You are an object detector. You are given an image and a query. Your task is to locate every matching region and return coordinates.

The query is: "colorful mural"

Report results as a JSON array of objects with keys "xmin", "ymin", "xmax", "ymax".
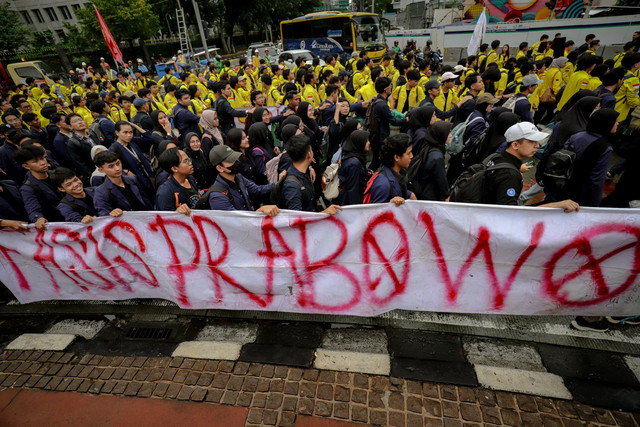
[{"xmin": 464, "ymin": 0, "xmax": 587, "ymax": 23}]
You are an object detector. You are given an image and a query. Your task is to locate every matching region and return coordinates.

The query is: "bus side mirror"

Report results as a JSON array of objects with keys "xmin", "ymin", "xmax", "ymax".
[{"xmin": 381, "ymin": 18, "xmax": 391, "ymax": 32}]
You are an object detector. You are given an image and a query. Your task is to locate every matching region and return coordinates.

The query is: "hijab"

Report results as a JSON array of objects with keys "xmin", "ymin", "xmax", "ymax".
[
  {"xmin": 550, "ymin": 57, "xmax": 568, "ymax": 69},
  {"xmin": 150, "ymin": 110, "xmax": 167, "ymax": 134},
  {"xmin": 487, "ymin": 107, "xmax": 510, "ymax": 125},
  {"xmin": 339, "ymin": 118, "xmax": 360, "ymax": 142},
  {"xmin": 281, "ymin": 114, "xmax": 301, "ymax": 129},
  {"xmin": 200, "ymin": 109, "xmax": 224, "ymax": 145},
  {"xmin": 586, "ymin": 108, "xmax": 619, "ymax": 136},
  {"xmin": 484, "ymin": 112, "xmax": 520, "ymax": 155},
  {"xmin": 90, "ymin": 145, "xmax": 107, "ymax": 161},
  {"xmin": 423, "ymin": 121, "xmax": 453, "ymax": 154},
  {"xmin": 296, "ymin": 101, "xmax": 319, "ymax": 132},
  {"xmin": 158, "ymin": 139, "xmax": 176, "ymax": 156},
  {"xmin": 252, "ymin": 107, "xmax": 267, "ymax": 124},
  {"xmin": 183, "ymin": 132, "xmax": 202, "ymax": 156},
  {"xmin": 281, "ymin": 124, "xmax": 299, "ymax": 145},
  {"xmin": 556, "ymin": 89, "xmax": 597, "ymax": 122},
  {"xmin": 248, "ymin": 122, "xmax": 275, "ymax": 157},
  {"xmin": 557, "ymin": 96, "xmax": 601, "ymax": 145},
  {"xmin": 408, "ymin": 105, "xmax": 436, "ymax": 131},
  {"xmin": 341, "ymin": 130, "xmax": 370, "ymax": 165}
]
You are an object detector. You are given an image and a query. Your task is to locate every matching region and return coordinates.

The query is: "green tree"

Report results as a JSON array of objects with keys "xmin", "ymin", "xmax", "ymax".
[
  {"xmin": 0, "ymin": 3, "xmax": 30, "ymax": 53},
  {"xmin": 75, "ymin": 0, "xmax": 160, "ymax": 61}
]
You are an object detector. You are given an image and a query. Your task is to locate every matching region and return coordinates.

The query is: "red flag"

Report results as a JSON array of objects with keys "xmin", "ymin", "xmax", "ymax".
[{"xmin": 94, "ymin": 6, "xmax": 123, "ymax": 65}]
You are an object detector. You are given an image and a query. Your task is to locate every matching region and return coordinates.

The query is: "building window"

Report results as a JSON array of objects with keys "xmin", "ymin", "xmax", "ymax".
[
  {"xmin": 32, "ymin": 9, "xmax": 44, "ymax": 23},
  {"xmin": 58, "ymin": 6, "xmax": 71, "ymax": 20},
  {"xmin": 56, "ymin": 29, "xmax": 66, "ymax": 41},
  {"xmin": 21, "ymin": 11, "xmax": 33, "ymax": 25},
  {"xmin": 44, "ymin": 7, "xmax": 58, "ymax": 21},
  {"xmin": 71, "ymin": 4, "xmax": 81, "ymax": 10}
]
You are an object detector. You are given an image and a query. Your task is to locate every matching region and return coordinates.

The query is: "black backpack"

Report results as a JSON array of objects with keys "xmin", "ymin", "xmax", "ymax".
[
  {"xmin": 449, "ymin": 153, "xmax": 519, "ymax": 203},
  {"xmin": 406, "ymin": 146, "xmax": 437, "ymax": 196},
  {"xmin": 345, "ymin": 74, "xmax": 356, "ymax": 96},
  {"xmin": 540, "ymin": 149, "xmax": 575, "ymax": 193},
  {"xmin": 363, "ymin": 99, "xmax": 384, "ymax": 132},
  {"xmin": 460, "ymin": 128, "xmax": 489, "ymax": 168},
  {"xmin": 270, "ymin": 174, "xmax": 305, "ymax": 209},
  {"xmin": 194, "ymin": 184, "xmax": 233, "ymax": 210}
]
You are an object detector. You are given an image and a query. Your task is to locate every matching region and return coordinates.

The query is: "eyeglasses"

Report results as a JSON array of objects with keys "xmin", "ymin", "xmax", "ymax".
[{"xmin": 182, "ymin": 158, "xmax": 193, "ymax": 165}]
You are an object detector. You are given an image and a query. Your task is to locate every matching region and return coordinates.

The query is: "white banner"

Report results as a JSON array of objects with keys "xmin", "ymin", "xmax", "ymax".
[
  {"xmin": 467, "ymin": 8, "xmax": 488, "ymax": 57},
  {"xmin": 1, "ymin": 202, "xmax": 639, "ymax": 316}
]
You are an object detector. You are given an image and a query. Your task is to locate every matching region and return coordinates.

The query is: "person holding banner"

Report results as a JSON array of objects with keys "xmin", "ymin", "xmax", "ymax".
[
  {"xmin": 367, "ymin": 133, "xmax": 417, "ymax": 206},
  {"xmin": 155, "ymin": 148, "xmax": 198, "ymax": 214}
]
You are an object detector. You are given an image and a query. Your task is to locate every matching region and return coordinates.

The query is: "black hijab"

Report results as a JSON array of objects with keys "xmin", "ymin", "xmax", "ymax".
[
  {"xmin": 150, "ymin": 110, "xmax": 167, "ymax": 134},
  {"xmin": 281, "ymin": 124, "xmax": 299, "ymax": 145},
  {"xmin": 556, "ymin": 89, "xmax": 597, "ymax": 122},
  {"xmin": 296, "ymin": 101, "xmax": 319, "ymax": 133},
  {"xmin": 281, "ymin": 114, "xmax": 301, "ymax": 129},
  {"xmin": 342, "ymin": 130, "xmax": 369, "ymax": 165},
  {"xmin": 586, "ymin": 108, "xmax": 619, "ymax": 136},
  {"xmin": 484, "ymin": 112, "xmax": 520, "ymax": 155},
  {"xmin": 487, "ymin": 107, "xmax": 510, "ymax": 125},
  {"xmin": 248, "ymin": 122, "xmax": 275, "ymax": 157},
  {"xmin": 423, "ymin": 121, "xmax": 453, "ymax": 154},
  {"xmin": 340, "ymin": 118, "xmax": 360, "ymax": 142},
  {"xmin": 557, "ymin": 96, "xmax": 600, "ymax": 145},
  {"xmin": 183, "ymin": 132, "xmax": 202, "ymax": 157},
  {"xmin": 252, "ymin": 107, "xmax": 267, "ymax": 124},
  {"xmin": 408, "ymin": 105, "xmax": 436, "ymax": 131}
]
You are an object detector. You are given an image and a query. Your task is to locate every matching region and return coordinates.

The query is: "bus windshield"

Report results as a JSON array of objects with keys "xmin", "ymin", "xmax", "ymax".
[
  {"xmin": 353, "ymin": 15, "xmax": 385, "ymax": 48},
  {"xmin": 35, "ymin": 61, "xmax": 57, "ymax": 77}
]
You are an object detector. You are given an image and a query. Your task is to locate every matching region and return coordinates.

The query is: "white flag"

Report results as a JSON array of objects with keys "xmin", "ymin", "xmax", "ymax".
[{"xmin": 467, "ymin": 8, "xmax": 488, "ymax": 57}]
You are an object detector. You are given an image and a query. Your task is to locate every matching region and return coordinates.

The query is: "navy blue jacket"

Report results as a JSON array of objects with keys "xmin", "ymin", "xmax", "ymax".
[
  {"xmin": 155, "ymin": 175, "xmax": 200, "ymax": 210},
  {"xmin": 67, "ymin": 132, "xmax": 95, "ymax": 181},
  {"xmin": 57, "ymin": 188, "xmax": 98, "ymax": 222},
  {"xmin": 110, "ymin": 135, "xmax": 155, "ymax": 197},
  {"xmin": 419, "ymin": 149, "xmax": 450, "ymax": 201},
  {"xmin": 172, "ymin": 104, "xmax": 202, "ymax": 138},
  {"xmin": 462, "ymin": 111, "xmax": 488, "ymax": 145},
  {"xmin": 512, "ymin": 93, "xmax": 533, "ymax": 123},
  {"xmin": 0, "ymin": 142, "xmax": 25, "ymax": 183},
  {"xmin": 564, "ymin": 131, "xmax": 612, "ymax": 207},
  {"xmin": 338, "ymin": 157, "xmax": 366, "ymax": 206},
  {"xmin": 0, "ymin": 180, "xmax": 27, "ymax": 222},
  {"xmin": 28, "ymin": 127, "xmax": 49, "ymax": 147},
  {"xmin": 208, "ymin": 174, "xmax": 273, "ymax": 211},
  {"xmin": 20, "ymin": 172, "xmax": 63, "ymax": 222},
  {"xmin": 369, "ymin": 166, "xmax": 412, "ymax": 203},
  {"xmin": 52, "ymin": 132, "xmax": 76, "ymax": 170},
  {"xmin": 93, "ymin": 175, "xmax": 152, "ymax": 216},
  {"xmin": 320, "ymin": 101, "xmax": 364, "ymax": 126},
  {"xmin": 214, "ymin": 96, "xmax": 247, "ymax": 134},
  {"xmin": 419, "ymin": 96, "xmax": 459, "ymax": 120},
  {"xmin": 594, "ymin": 86, "xmax": 616, "ymax": 110},
  {"xmin": 282, "ymin": 166, "xmax": 316, "ymax": 212},
  {"xmin": 452, "ymin": 94, "xmax": 476, "ymax": 126},
  {"xmin": 370, "ymin": 95, "xmax": 406, "ymax": 145}
]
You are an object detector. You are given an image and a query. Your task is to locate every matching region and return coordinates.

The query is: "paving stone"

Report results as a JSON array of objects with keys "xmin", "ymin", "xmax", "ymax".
[
  {"xmin": 298, "ymin": 398, "xmax": 314, "ymax": 415},
  {"xmin": 463, "ymin": 338, "xmax": 547, "ymax": 372},
  {"xmin": 389, "ymin": 411, "xmax": 405, "ymax": 427},
  {"xmin": 152, "ymin": 382, "xmax": 168, "ymax": 397},
  {"xmin": 392, "ymin": 357, "xmax": 478, "ymax": 386},
  {"xmin": 481, "ymin": 405, "xmax": 502, "ymax": 424},
  {"xmin": 171, "ymin": 341, "xmax": 242, "ymax": 361},
  {"xmin": 44, "ymin": 376, "xmax": 61, "ymax": 390},
  {"xmin": 46, "ymin": 319, "xmax": 106, "ymax": 340},
  {"xmin": 319, "ymin": 328, "xmax": 388, "ymax": 352},
  {"xmin": 6, "ymin": 334, "xmax": 75, "ymax": 351},
  {"xmin": 239, "ymin": 344, "xmax": 315, "ymax": 368},
  {"xmin": 88, "ymin": 381, "xmax": 104, "ymax": 394},
  {"xmin": 474, "ymin": 365, "xmax": 571, "ymax": 399},
  {"xmin": 564, "ymin": 378, "xmax": 640, "ymax": 412},
  {"xmin": 205, "ymin": 389, "xmax": 223, "ymax": 403},
  {"xmin": 138, "ymin": 383, "xmax": 155, "ymax": 397},
  {"xmin": 283, "ymin": 396, "xmax": 297, "ymax": 411},
  {"xmin": 221, "ymin": 390, "xmax": 238, "ymax": 405},
  {"xmin": 387, "ymin": 329, "xmax": 466, "ymax": 362},
  {"xmin": 351, "ymin": 405, "xmax": 368, "ymax": 422},
  {"xmin": 123, "ymin": 382, "xmax": 142, "ymax": 396},
  {"xmin": 165, "ymin": 383, "xmax": 182, "ymax": 399},
  {"xmin": 369, "ymin": 409, "xmax": 387, "ymax": 425},
  {"xmin": 314, "ymin": 400, "xmax": 332, "ymax": 417},
  {"xmin": 423, "ymin": 398, "xmax": 443, "ymax": 417},
  {"xmin": 237, "ymin": 392, "xmax": 252, "ymax": 407},
  {"xmin": 177, "ymin": 385, "xmax": 195, "ymax": 401},
  {"xmin": 537, "ymin": 344, "xmax": 638, "ymax": 386},
  {"xmin": 269, "ymin": 379, "xmax": 284, "ymax": 393},
  {"xmin": 501, "ymin": 409, "xmax": 522, "ymax": 426}
]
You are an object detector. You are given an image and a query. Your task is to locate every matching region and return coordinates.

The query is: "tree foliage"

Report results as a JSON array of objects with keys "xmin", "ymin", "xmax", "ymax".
[
  {"xmin": 0, "ymin": 3, "xmax": 30, "ymax": 53},
  {"xmin": 74, "ymin": 0, "xmax": 160, "ymax": 47}
]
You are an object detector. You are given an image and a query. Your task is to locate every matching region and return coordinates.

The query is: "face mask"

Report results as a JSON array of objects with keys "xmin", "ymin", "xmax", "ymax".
[{"xmin": 227, "ymin": 161, "xmax": 244, "ymax": 175}]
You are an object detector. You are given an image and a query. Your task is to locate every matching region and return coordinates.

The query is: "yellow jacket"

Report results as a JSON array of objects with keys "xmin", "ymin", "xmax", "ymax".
[
  {"xmin": 303, "ymin": 84, "xmax": 321, "ymax": 108},
  {"xmin": 164, "ymin": 93, "xmax": 178, "ymax": 110},
  {"xmin": 340, "ymin": 86, "xmax": 358, "ymax": 104},
  {"xmin": 486, "ymin": 50, "xmax": 498, "ymax": 66},
  {"xmin": 562, "ymin": 62, "xmax": 574, "ymax": 84},
  {"xmin": 392, "ymin": 84, "xmax": 425, "ymax": 113},
  {"xmin": 434, "ymin": 89, "xmax": 459, "ymax": 119},
  {"xmin": 615, "ymin": 71, "xmax": 640, "ymax": 122},
  {"xmin": 266, "ymin": 87, "xmax": 283, "ymax": 106},
  {"xmin": 588, "ymin": 77, "xmax": 602, "ymax": 91},
  {"xmin": 557, "ymin": 70, "xmax": 590, "ymax": 111},
  {"xmin": 74, "ymin": 106, "xmax": 93, "ymax": 127},
  {"xmin": 357, "ymin": 82, "xmax": 378, "ymax": 102},
  {"xmin": 115, "ymin": 107, "xmax": 137, "ymax": 122},
  {"xmin": 353, "ymin": 71, "xmax": 369, "ymax": 92}
]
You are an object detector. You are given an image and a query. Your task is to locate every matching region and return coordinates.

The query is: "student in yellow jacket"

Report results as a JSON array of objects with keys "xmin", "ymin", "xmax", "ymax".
[
  {"xmin": 614, "ymin": 42, "xmax": 635, "ymax": 68},
  {"xmin": 516, "ymin": 42, "xmax": 528, "ymax": 60},
  {"xmin": 557, "ymin": 54, "xmax": 599, "ymax": 111},
  {"xmin": 302, "ymin": 72, "xmax": 321, "ymax": 108},
  {"xmin": 390, "ymin": 69, "xmax": 425, "ymax": 113},
  {"xmin": 262, "ymin": 75, "xmax": 283, "ymax": 106},
  {"xmin": 615, "ymin": 53, "xmax": 640, "ymax": 122},
  {"xmin": 486, "ymin": 40, "xmax": 500, "ymax": 67},
  {"xmin": 433, "ymin": 72, "xmax": 460, "ymax": 119},
  {"xmin": 352, "ymin": 60, "xmax": 369, "ymax": 93}
]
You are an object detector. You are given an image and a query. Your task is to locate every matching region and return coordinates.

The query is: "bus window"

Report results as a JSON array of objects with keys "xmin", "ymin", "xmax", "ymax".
[
  {"xmin": 14, "ymin": 66, "xmax": 44, "ymax": 81},
  {"xmin": 354, "ymin": 16, "xmax": 385, "ymax": 48}
]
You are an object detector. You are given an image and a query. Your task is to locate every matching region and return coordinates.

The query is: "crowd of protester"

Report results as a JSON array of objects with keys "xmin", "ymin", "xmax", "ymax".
[{"xmin": 1, "ymin": 33, "xmax": 640, "ymax": 330}]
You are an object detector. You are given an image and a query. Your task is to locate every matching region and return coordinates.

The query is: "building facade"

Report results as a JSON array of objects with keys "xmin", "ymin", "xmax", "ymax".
[{"xmin": 4, "ymin": 0, "xmax": 89, "ymax": 42}]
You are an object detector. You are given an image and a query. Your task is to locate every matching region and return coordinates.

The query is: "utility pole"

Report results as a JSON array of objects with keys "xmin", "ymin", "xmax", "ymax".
[
  {"xmin": 191, "ymin": 0, "xmax": 210, "ymax": 60},
  {"xmin": 371, "ymin": 0, "xmax": 375, "ymax": 12}
]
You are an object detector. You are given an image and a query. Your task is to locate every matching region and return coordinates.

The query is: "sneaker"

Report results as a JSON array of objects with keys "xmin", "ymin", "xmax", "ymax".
[
  {"xmin": 570, "ymin": 316, "xmax": 609, "ymax": 332},
  {"xmin": 606, "ymin": 316, "xmax": 640, "ymax": 325}
]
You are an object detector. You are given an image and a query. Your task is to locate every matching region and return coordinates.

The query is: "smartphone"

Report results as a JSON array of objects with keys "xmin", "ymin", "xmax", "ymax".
[{"xmin": 526, "ymin": 160, "xmax": 535, "ymax": 167}]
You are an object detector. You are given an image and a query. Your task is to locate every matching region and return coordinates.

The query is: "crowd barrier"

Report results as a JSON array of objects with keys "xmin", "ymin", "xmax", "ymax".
[{"xmin": 1, "ymin": 202, "xmax": 639, "ymax": 316}]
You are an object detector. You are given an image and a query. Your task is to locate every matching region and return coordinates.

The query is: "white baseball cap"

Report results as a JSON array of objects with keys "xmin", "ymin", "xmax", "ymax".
[
  {"xmin": 505, "ymin": 122, "xmax": 549, "ymax": 143},
  {"xmin": 440, "ymin": 72, "xmax": 458, "ymax": 82},
  {"xmin": 453, "ymin": 65, "xmax": 467, "ymax": 73}
]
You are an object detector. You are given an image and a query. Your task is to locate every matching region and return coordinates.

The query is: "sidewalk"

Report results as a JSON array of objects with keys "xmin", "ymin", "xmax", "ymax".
[{"xmin": 0, "ymin": 348, "xmax": 638, "ymax": 426}]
